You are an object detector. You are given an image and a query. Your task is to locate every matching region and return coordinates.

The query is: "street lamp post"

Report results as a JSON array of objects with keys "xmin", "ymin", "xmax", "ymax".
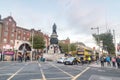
[
  {"xmin": 31, "ymin": 29, "xmax": 34, "ymax": 61},
  {"xmin": 2, "ymin": 46, "xmax": 5, "ymax": 61},
  {"xmin": 91, "ymin": 27, "xmax": 101, "ymax": 59}
]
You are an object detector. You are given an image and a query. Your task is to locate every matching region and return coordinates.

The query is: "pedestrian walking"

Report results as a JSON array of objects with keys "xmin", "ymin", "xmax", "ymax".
[
  {"xmin": 73, "ymin": 58, "xmax": 78, "ymax": 65},
  {"xmin": 88, "ymin": 56, "xmax": 91, "ymax": 64},
  {"xmin": 112, "ymin": 56, "xmax": 116, "ymax": 67},
  {"xmin": 106, "ymin": 55, "xmax": 111, "ymax": 66},
  {"xmin": 18, "ymin": 53, "xmax": 22, "ymax": 62},
  {"xmin": 116, "ymin": 56, "xmax": 120, "ymax": 69},
  {"xmin": 96, "ymin": 56, "xmax": 99, "ymax": 64},
  {"xmin": 80, "ymin": 57, "xmax": 84, "ymax": 65},
  {"xmin": 100, "ymin": 55, "xmax": 105, "ymax": 67}
]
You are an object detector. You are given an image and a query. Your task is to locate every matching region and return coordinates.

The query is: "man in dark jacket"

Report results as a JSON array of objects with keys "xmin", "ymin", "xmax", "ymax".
[
  {"xmin": 116, "ymin": 56, "xmax": 120, "ymax": 69},
  {"xmin": 100, "ymin": 56, "xmax": 105, "ymax": 67}
]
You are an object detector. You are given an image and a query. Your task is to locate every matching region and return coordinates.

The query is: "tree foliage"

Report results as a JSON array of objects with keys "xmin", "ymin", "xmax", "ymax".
[
  {"xmin": 58, "ymin": 42, "xmax": 77, "ymax": 53},
  {"xmin": 92, "ymin": 32, "xmax": 115, "ymax": 54},
  {"xmin": 58, "ymin": 42, "xmax": 68, "ymax": 53},
  {"xmin": 29, "ymin": 34, "xmax": 45, "ymax": 50},
  {"xmin": 70, "ymin": 43, "xmax": 76, "ymax": 51}
]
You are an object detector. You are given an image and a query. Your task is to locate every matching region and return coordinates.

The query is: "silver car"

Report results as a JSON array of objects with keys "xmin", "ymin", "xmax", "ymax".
[{"xmin": 57, "ymin": 57, "xmax": 67, "ymax": 63}]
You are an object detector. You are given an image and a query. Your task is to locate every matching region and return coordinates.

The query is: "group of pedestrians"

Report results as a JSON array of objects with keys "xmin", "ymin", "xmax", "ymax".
[
  {"xmin": 18, "ymin": 52, "xmax": 30, "ymax": 62},
  {"xmin": 100, "ymin": 55, "xmax": 120, "ymax": 69}
]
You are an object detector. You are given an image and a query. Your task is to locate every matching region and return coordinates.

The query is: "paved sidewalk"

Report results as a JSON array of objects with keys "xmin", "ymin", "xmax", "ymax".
[
  {"xmin": 89, "ymin": 75, "xmax": 120, "ymax": 80},
  {"xmin": 89, "ymin": 61, "xmax": 118, "ymax": 69},
  {"xmin": 89, "ymin": 62, "xmax": 101, "ymax": 68}
]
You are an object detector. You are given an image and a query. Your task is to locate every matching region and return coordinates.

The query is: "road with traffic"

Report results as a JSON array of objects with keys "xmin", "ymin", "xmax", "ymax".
[{"xmin": 0, "ymin": 61, "xmax": 120, "ymax": 80}]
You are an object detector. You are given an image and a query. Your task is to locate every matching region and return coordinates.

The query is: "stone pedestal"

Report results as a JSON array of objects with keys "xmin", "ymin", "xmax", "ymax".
[
  {"xmin": 44, "ymin": 53, "xmax": 64, "ymax": 61},
  {"xmin": 48, "ymin": 44, "xmax": 61, "ymax": 54}
]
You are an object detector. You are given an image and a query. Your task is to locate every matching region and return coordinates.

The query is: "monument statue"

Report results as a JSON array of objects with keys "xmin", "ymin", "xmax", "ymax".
[
  {"xmin": 53, "ymin": 23, "xmax": 57, "ymax": 34},
  {"xmin": 50, "ymin": 23, "xmax": 58, "ymax": 44},
  {"xmin": 47, "ymin": 23, "xmax": 61, "ymax": 54}
]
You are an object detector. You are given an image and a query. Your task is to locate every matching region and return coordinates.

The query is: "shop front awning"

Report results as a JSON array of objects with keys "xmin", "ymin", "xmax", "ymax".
[{"xmin": 3, "ymin": 51, "xmax": 14, "ymax": 55}]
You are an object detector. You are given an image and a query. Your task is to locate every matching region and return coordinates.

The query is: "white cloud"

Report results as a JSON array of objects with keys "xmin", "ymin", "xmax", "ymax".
[{"xmin": 1, "ymin": 0, "xmax": 120, "ymax": 48}]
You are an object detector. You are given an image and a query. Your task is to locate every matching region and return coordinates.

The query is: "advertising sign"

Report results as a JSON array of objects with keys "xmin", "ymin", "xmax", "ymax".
[{"xmin": 3, "ymin": 51, "xmax": 14, "ymax": 55}]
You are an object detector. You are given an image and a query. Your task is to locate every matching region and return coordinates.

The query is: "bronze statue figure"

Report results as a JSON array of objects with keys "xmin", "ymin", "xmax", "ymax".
[{"xmin": 53, "ymin": 23, "xmax": 57, "ymax": 34}]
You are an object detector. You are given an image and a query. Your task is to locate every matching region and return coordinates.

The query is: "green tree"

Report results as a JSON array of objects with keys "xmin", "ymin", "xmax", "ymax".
[
  {"xmin": 58, "ymin": 42, "xmax": 68, "ymax": 53},
  {"xmin": 92, "ymin": 32, "xmax": 115, "ymax": 54},
  {"xmin": 69, "ymin": 43, "xmax": 76, "ymax": 52},
  {"xmin": 29, "ymin": 34, "xmax": 45, "ymax": 50},
  {"xmin": 58, "ymin": 43, "xmax": 77, "ymax": 53}
]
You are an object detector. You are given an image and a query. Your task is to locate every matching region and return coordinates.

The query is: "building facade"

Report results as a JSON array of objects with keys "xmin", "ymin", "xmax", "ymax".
[
  {"xmin": 0, "ymin": 15, "xmax": 49, "ymax": 61},
  {"xmin": 59, "ymin": 37, "xmax": 70, "ymax": 44}
]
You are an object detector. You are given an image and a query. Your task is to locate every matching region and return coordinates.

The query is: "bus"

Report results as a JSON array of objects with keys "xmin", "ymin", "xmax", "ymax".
[{"xmin": 76, "ymin": 47, "xmax": 94, "ymax": 61}]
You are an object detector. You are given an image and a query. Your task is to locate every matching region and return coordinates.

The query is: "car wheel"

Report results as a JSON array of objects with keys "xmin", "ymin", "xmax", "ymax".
[{"xmin": 64, "ymin": 62, "xmax": 66, "ymax": 65}]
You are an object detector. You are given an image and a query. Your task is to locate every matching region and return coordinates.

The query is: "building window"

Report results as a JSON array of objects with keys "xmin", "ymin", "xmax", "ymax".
[
  {"xmin": 4, "ymin": 32, "xmax": 8, "ymax": 37},
  {"xmin": 11, "ymin": 33, "xmax": 14, "ymax": 37},
  {"xmin": 9, "ymin": 18, "xmax": 12, "ymax": 22},
  {"xmin": 27, "ymin": 32, "xmax": 29, "ymax": 36},
  {"xmin": 12, "ymin": 28, "xmax": 15, "ymax": 32},
  {"xmin": 12, "ymin": 24, "xmax": 15, "ymax": 27},
  {"xmin": 6, "ymin": 22, "xmax": 8, "ymax": 25},
  {"xmin": 10, "ymin": 40, "xmax": 14, "ymax": 44},
  {"xmin": 24, "ymin": 32, "xmax": 26, "ymax": 35},
  {"xmin": 3, "ymin": 38, "xmax": 7, "ymax": 43},
  {"xmin": 23, "ymin": 37, "xmax": 26, "ymax": 40},
  {"xmin": 18, "ymin": 30, "xmax": 21, "ymax": 33},
  {"xmin": 27, "ymin": 38, "xmax": 29, "ymax": 41},
  {"xmin": 18, "ymin": 36, "xmax": 21, "ymax": 40},
  {"xmin": 5, "ymin": 26, "xmax": 8, "ymax": 31}
]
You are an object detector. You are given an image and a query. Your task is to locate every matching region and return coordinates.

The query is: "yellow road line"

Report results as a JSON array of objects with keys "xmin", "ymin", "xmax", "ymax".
[
  {"xmin": 38, "ymin": 62, "xmax": 46, "ymax": 80},
  {"xmin": 72, "ymin": 67, "xmax": 90, "ymax": 80},
  {"xmin": 49, "ymin": 63, "xmax": 74, "ymax": 78}
]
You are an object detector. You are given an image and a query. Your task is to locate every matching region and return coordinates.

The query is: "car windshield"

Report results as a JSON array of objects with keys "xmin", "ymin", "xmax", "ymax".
[{"xmin": 66, "ymin": 57, "xmax": 75, "ymax": 61}]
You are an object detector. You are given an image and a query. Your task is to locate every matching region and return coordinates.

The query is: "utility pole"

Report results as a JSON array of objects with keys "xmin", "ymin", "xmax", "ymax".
[
  {"xmin": 91, "ymin": 27, "xmax": 100, "ymax": 59},
  {"xmin": 31, "ymin": 29, "xmax": 34, "ymax": 61}
]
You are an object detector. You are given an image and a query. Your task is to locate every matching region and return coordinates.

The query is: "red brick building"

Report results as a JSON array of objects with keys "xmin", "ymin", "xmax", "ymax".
[
  {"xmin": 59, "ymin": 37, "xmax": 70, "ymax": 44},
  {"xmin": 0, "ymin": 15, "xmax": 49, "ymax": 60}
]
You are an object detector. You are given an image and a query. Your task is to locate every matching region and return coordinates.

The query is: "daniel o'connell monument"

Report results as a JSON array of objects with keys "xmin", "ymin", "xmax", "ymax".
[{"xmin": 48, "ymin": 23, "xmax": 61, "ymax": 54}]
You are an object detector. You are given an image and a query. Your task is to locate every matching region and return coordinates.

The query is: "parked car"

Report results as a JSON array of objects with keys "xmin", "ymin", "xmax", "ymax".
[
  {"xmin": 57, "ymin": 57, "xmax": 67, "ymax": 63},
  {"xmin": 64, "ymin": 57, "xmax": 76, "ymax": 65}
]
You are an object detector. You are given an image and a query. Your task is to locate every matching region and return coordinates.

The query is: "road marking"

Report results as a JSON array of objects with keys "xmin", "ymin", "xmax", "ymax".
[
  {"xmin": 7, "ymin": 67, "xmax": 24, "ymax": 80},
  {"xmin": 66, "ymin": 65, "xmax": 84, "ymax": 71},
  {"xmin": 0, "ymin": 63, "xmax": 16, "ymax": 69},
  {"xmin": 38, "ymin": 62, "xmax": 46, "ymax": 80},
  {"xmin": 43, "ymin": 77, "xmax": 71, "ymax": 80},
  {"xmin": 30, "ymin": 79, "xmax": 42, "ymax": 80},
  {"xmin": 72, "ymin": 67, "xmax": 90, "ymax": 80},
  {"xmin": 49, "ymin": 63, "xmax": 74, "ymax": 78},
  {"xmin": 7, "ymin": 62, "xmax": 29, "ymax": 80}
]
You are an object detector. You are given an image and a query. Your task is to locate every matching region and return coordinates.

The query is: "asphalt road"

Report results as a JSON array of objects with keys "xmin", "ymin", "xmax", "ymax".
[{"xmin": 0, "ymin": 61, "xmax": 120, "ymax": 80}]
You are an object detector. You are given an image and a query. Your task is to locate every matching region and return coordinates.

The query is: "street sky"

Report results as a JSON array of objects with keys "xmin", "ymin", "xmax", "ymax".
[{"xmin": 0, "ymin": 0, "xmax": 120, "ymax": 48}]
